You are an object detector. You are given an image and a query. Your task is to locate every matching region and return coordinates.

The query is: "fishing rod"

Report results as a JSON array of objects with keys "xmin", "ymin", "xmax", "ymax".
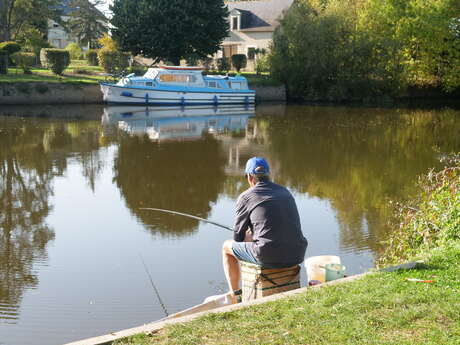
[
  {"xmin": 139, "ymin": 207, "xmax": 234, "ymax": 232},
  {"xmin": 139, "ymin": 253, "xmax": 169, "ymax": 317}
]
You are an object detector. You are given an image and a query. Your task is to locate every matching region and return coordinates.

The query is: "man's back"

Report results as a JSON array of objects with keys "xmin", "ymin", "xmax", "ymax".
[{"xmin": 234, "ymin": 181, "xmax": 308, "ymax": 267}]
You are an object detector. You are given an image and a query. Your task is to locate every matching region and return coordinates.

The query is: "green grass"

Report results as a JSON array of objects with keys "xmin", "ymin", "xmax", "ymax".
[
  {"xmin": 114, "ymin": 243, "xmax": 460, "ymax": 345},
  {"xmin": 0, "ymin": 61, "xmax": 281, "ymax": 87},
  {"xmin": 0, "ymin": 60, "xmax": 107, "ymax": 84}
]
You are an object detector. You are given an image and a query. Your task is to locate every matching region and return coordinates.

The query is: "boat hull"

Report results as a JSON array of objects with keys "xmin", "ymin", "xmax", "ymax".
[{"xmin": 100, "ymin": 83, "xmax": 256, "ymax": 105}]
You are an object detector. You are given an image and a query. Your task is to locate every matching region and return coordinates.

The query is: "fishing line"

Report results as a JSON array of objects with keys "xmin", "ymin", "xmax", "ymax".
[
  {"xmin": 139, "ymin": 253, "xmax": 169, "ymax": 317},
  {"xmin": 139, "ymin": 207, "xmax": 234, "ymax": 232}
]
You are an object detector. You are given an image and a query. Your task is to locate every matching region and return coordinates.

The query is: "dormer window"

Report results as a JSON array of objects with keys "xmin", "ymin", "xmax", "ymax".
[
  {"xmin": 232, "ymin": 17, "xmax": 238, "ymax": 30},
  {"xmin": 229, "ymin": 9, "xmax": 241, "ymax": 31}
]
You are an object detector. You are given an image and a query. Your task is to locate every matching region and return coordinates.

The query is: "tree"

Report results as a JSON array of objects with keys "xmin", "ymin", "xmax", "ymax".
[
  {"xmin": 67, "ymin": 0, "xmax": 108, "ymax": 49},
  {"xmin": 110, "ymin": 0, "xmax": 229, "ymax": 65},
  {"xmin": 0, "ymin": 0, "xmax": 60, "ymax": 41},
  {"xmin": 359, "ymin": 0, "xmax": 460, "ymax": 91}
]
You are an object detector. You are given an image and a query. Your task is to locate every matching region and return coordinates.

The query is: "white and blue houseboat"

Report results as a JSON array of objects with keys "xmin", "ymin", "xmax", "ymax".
[{"xmin": 100, "ymin": 66, "xmax": 256, "ymax": 106}]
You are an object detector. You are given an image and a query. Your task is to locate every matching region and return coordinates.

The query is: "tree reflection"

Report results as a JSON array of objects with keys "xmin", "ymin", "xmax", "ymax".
[
  {"xmin": 0, "ymin": 116, "xmax": 105, "ymax": 322},
  {"xmin": 254, "ymin": 106, "xmax": 460, "ymax": 255},
  {"xmin": 114, "ymin": 134, "xmax": 227, "ymax": 237},
  {"xmin": 0, "ymin": 117, "xmax": 55, "ymax": 321}
]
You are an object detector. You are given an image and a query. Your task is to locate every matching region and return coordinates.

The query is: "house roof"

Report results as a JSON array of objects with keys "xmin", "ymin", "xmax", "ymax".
[{"xmin": 227, "ymin": 0, "xmax": 294, "ymax": 32}]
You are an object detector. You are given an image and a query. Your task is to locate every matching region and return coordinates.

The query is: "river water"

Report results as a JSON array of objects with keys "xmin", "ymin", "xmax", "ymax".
[{"xmin": 0, "ymin": 103, "xmax": 459, "ymax": 345}]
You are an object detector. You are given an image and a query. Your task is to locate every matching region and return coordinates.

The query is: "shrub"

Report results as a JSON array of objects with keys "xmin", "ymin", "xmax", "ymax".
[
  {"xmin": 231, "ymin": 54, "xmax": 247, "ymax": 73},
  {"xmin": 0, "ymin": 49, "xmax": 8, "ymax": 74},
  {"xmin": 217, "ymin": 57, "xmax": 230, "ymax": 73},
  {"xmin": 65, "ymin": 43, "xmax": 83, "ymax": 60},
  {"xmin": 86, "ymin": 49, "xmax": 99, "ymax": 66},
  {"xmin": 127, "ymin": 65, "xmax": 147, "ymax": 75},
  {"xmin": 40, "ymin": 48, "xmax": 70, "ymax": 75},
  {"xmin": 11, "ymin": 52, "xmax": 36, "ymax": 74},
  {"xmin": 379, "ymin": 155, "xmax": 460, "ymax": 266},
  {"xmin": 0, "ymin": 41, "xmax": 21, "ymax": 55},
  {"xmin": 97, "ymin": 50, "xmax": 130, "ymax": 74},
  {"xmin": 255, "ymin": 54, "xmax": 269, "ymax": 75},
  {"xmin": 200, "ymin": 57, "xmax": 214, "ymax": 72}
]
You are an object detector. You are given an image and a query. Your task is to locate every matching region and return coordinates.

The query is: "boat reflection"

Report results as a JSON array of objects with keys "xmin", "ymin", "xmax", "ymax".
[{"xmin": 102, "ymin": 105, "xmax": 255, "ymax": 141}]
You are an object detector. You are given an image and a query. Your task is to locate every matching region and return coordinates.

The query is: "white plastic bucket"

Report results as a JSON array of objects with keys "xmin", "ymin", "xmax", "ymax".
[{"xmin": 304, "ymin": 255, "xmax": 341, "ymax": 283}]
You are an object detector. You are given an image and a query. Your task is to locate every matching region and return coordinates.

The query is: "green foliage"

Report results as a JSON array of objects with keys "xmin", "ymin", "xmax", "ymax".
[
  {"xmin": 0, "ymin": 0, "xmax": 61, "ymax": 42},
  {"xmin": 11, "ymin": 52, "xmax": 36, "ymax": 73},
  {"xmin": 15, "ymin": 27, "xmax": 50, "ymax": 61},
  {"xmin": 40, "ymin": 48, "xmax": 70, "ymax": 75},
  {"xmin": 255, "ymin": 54, "xmax": 269, "ymax": 75},
  {"xmin": 86, "ymin": 49, "xmax": 99, "ymax": 66},
  {"xmin": 0, "ymin": 41, "xmax": 21, "ymax": 55},
  {"xmin": 217, "ymin": 57, "xmax": 230, "ymax": 73},
  {"xmin": 127, "ymin": 65, "xmax": 147, "ymax": 75},
  {"xmin": 65, "ymin": 43, "xmax": 83, "ymax": 60},
  {"xmin": 0, "ymin": 49, "xmax": 8, "ymax": 74},
  {"xmin": 200, "ymin": 57, "xmax": 214, "ymax": 72},
  {"xmin": 270, "ymin": 0, "xmax": 460, "ymax": 100},
  {"xmin": 110, "ymin": 0, "xmax": 229, "ymax": 65},
  {"xmin": 67, "ymin": 0, "xmax": 108, "ymax": 49},
  {"xmin": 270, "ymin": 0, "xmax": 395, "ymax": 101},
  {"xmin": 380, "ymin": 155, "xmax": 460, "ymax": 266},
  {"xmin": 231, "ymin": 54, "xmax": 247, "ymax": 72},
  {"xmin": 97, "ymin": 50, "xmax": 130, "ymax": 75},
  {"xmin": 359, "ymin": 0, "xmax": 460, "ymax": 92}
]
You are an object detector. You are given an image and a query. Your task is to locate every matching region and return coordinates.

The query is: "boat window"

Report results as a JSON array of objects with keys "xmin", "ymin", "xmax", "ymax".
[
  {"xmin": 230, "ymin": 82, "xmax": 241, "ymax": 89},
  {"xmin": 146, "ymin": 82, "xmax": 153, "ymax": 86},
  {"xmin": 133, "ymin": 82, "xmax": 145, "ymax": 86},
  {"xmin": 207, "ymin": 81, "xmax": 218, "ymax": 88},
  {"xmin": 159, "ymin": 74, "xmax": 197, "ymax": 83}
]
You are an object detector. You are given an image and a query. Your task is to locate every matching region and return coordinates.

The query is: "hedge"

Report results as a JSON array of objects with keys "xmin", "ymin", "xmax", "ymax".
[
  {"xmin": 231, "ymin": 54, "xmax": 247, "ymax": 73},
  {"xmin": 0, "ymin": 49, "xmax": 8, "ymax": 74},
  {"xmin": 11, "ymin": 52, "xmax": 36, "ymax": 74},
  {"xmin": 217, "ymin": 57, "xmax": 230, "ymax": 73},
  {"xmin": 65, "ymin": 43, "xmax": 83, "ymax": 60},
  {"xmin": 0, "ymin": 41, "xmax": 21, "ymax": 55},
  {"xmin": 86, "ymin": 49, "xmax": 99, "ymax": 66},
  {"xmin": 97, "ymin": 50, "xmax": 130, "ymax": 74},
  {"xmin": 40, "ymin": 48, "xmax": 70, "ymax": 75}
]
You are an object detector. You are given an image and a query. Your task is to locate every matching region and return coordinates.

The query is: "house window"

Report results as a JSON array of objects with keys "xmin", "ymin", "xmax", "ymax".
[
  {"xmin": 232, "ymin": 17, "xmax": 238, "ymax": 31},
  {"xmin": 247, "ymin": 47, "xmax": 256, "ymax": 60},
  {"xmin": 53, "ymin": 23, "xmax": 59, "ymax": 28}
]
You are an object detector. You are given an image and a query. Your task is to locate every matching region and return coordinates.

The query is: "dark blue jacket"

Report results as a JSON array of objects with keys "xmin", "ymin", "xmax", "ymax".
[{"xmin": 234, "ymin": 181, "xmax": 308, "ymax": 266}]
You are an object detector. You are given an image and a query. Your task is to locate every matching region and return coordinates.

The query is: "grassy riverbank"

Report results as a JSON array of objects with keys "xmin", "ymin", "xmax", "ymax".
[
  {"xmin": 114, "ymin": 158, "xmax": 460, "ymax": 345},
  {"xmin": 0, "ymin": 61, "xmax": 279, "ymax": 87}
]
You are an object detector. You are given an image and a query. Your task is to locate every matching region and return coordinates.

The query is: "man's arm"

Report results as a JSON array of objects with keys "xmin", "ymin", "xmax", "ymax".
[{"xmin": 234, "ymin": 195, "xmax": 250, "ymax": 242}]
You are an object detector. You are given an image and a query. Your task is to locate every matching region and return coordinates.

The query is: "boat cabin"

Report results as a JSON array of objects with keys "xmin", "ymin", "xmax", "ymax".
[{"xmin": 116, "ymin": 66, "xmax": 250, "ymax": 91}]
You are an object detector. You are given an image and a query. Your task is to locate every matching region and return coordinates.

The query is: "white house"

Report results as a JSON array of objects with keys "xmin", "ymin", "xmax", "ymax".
[
  {"xmin": 47, "ymin": 3, "xmax": 74, "ymax": 49},
  {"xmin": 47, "ymin": 0, "xmax": 107, "ymax": 50},
  {"xmin": 220, "ymin": 0, "xmax": 293, "ymax": 70}
]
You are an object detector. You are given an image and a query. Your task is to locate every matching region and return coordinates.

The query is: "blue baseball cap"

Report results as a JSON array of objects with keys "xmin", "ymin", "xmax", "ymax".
[{"xmin": 245, "ymin": 157, "xmax": 270, "ymax": 175}]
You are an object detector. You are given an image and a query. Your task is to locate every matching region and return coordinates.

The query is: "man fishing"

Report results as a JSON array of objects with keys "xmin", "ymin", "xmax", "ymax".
[{"xmin": 222, "ymin": 157, "xmax": 308, "ymax": 303}]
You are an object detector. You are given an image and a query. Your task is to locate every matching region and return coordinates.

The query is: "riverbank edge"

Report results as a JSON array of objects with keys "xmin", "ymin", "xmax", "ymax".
[
  {"xmin": 63, "ymin": 272, "xmax": 371, "ymax": 345},
  {"xmin": 0, "ymin": 82, "xmax": 286, "ymax": 104}
]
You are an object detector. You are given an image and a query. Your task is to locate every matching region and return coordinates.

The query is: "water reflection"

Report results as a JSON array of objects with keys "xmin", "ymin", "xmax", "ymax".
[
  {"xmin": 0, "ymin": 117, "xmax": 56, "ymax": 323},
  {"xmin": 0, "ymin": 115, "xmax": 107, "ymax": 325},
  {"xmin": 253, "ymin": 106, "xmax": 460, "ymax": 255},
  {"xmin": 108, "ymin": 105, "xmax": 255, "ymax": 237},
  {"xmin": 0, "ymin": 104, "xmax": 459, "ymax": 345},
  {"xmin": 102, "ymin": 105, "xmax": 254, "ymax": 142}
]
